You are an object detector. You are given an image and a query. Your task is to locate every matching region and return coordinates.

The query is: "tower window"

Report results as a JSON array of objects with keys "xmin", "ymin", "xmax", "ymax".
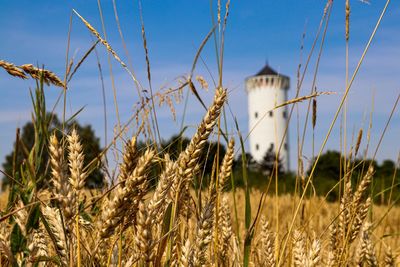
[
  {"xmin": 284, "ymin": 143, "xmax": 288, "ymax": 151},
  {"xmin": 283, "ymin": 111, "xmax": 287, "ymax": 118},
  {"xmin": 269, "ymin": 111, "xmax": 273, "ymax": 117},
  {"xmin": 255, "ymin": 112, "xmax": 258, "ymax": 118},
  {"xmin": 255, "ymin": 144, "xmax": 259, "ymax": 151},
  {"xmin": 269, "ymin": 143, "xmax": 274, "ymax": 151}
]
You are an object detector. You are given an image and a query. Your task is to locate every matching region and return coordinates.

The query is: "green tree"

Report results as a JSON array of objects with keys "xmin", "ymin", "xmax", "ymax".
[
  {"xmin": 2, "ymin": 113, "xmax": 104, "ymax": 190},
  {"xmin": 308, "ymin": 150, "xmax": 342, "ymax": 201},
  {"xmin": 259, "ymin": 148, "xmax": 284, "ymax": 176},
  {"xmin": 234, "ymin": 153, "xmax": 258, "ymax": 171}
]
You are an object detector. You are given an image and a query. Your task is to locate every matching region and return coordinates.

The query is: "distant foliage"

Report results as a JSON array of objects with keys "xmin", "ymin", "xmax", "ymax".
[
  {"xmin": 2, "ymin": 113, "xmax": 104, "ymax": 190},
  {"xmin": 309, "ymin": 150, "xmax": 400, "ymax": 202}
]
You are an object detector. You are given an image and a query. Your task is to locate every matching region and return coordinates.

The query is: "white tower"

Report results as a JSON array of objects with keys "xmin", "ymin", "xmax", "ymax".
[{"xmin": 245, "ymin": 64, "xmax": 290, "ymax": 171}]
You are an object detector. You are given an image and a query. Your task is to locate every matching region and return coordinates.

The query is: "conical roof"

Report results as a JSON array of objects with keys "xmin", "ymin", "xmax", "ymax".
[{"xmin": 255, "ymin": 64, "xmax": 278, "ymax": 76}]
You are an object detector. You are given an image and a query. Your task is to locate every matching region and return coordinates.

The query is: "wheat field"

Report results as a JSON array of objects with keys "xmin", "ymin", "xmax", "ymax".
[
  {"xmin": 1, "ymin": 0, "xmax": 399, "ymax": 266},
  {"xmin": 0, "ymin": 87, "xmax": 398, "ymax": 266}
]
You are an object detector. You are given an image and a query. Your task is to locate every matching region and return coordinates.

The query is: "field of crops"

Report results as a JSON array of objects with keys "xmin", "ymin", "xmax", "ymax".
[{"xmin": 0, "ymin": 0, "xmax": 399, "ymax": 266}]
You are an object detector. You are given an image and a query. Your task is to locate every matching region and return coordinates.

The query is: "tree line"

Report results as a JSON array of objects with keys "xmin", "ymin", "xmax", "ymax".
[{"xmin": 2, "ymin": 118, "xmax": 399, "ymax": 204}]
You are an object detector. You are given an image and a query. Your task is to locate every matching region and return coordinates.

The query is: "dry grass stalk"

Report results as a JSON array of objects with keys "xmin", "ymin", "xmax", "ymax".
[
  {"xmin": 72, "ymin": 9, "xmax": 140, "ymax": 85},
  {"xmin": 312, "ymin": 98, "xmax": 317, "ymax": 129},
  {"xmin": 223, "ymin": 0, "xmax": 231, "ymax": 29},
  {"xmin": 354, "ymin": 128, "xmax": 363, "ymax": 157},
  {"xmin": 346, "ymin": 0, "xmax": 350, "ymax": 41},
  {"xmin": 20, "ymin": 64, "xmax": 65, "ymax": 87},
  {"xmin": 274, "ymin": 91, "xmax": 334, "ymax": 110},
  {"xmin": 0, "ymin": 60, "xmax": 27, "ymax": 79},
  {"xmin": 195, "ymin": 75, "xmax": 209, "ymax": 90},
  {"xmin": 67, "ymin": 40, "xmax": 100, "ymax": 82}
]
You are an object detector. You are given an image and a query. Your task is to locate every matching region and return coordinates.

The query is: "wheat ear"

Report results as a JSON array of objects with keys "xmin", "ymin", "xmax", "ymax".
[
  {"xmin": 67, "ymin": 129, "xmax": 87, "ymax": 197},
  {"xmin": 179, "ymin": 239, "xmax": 191, "ymax": 267},
  {"xmin": 148, "ymin": 153, "xmax": 174, "ymax": 225},
  {"xmin": 356, "ymin": 222, "xmax": 378, "ymax": 267},
  {"xmin": 118, "ymin": 137, "xmax": 139, "ymax": 185},
  {"xmin": 218, "ymin": 138, "xmax": 235, "ymax": 192},
  {"xmin": 352, "ymin": 166, "xmax": 374, "ymax": 209},
  {"xmin": 20, "ymin": 64, "xmax": 65, "ymax": 87},
  {"xmin": 192, "ymin": 200, "xmax": 215, "ymax": 266},
  {"xmin": 99, "ymin": 149, "xmax": 154, "ymax": 238},
  {"xmin": 135, "ymin": 201, "xmax": 154, "ymax": 265},
  {"xmin": 258, "ymin": 216, "xmax": 275, "ymax": 267},
  {"xmin": 292, "ymin": 230, "xmax": 307, "ymax": 267},
  {"xmin": 42, "ymin": 206, "xmax": 68, "ymax": 265},
  {"xmin": 384, "ymin": 246, "xmax": 396, "ymax": 267},
  {"xmin": 28, "ymin": 227, "xmax": 48, "ymax": 259},
  {"xmin": 308, "ymin": 239, "xmax": 321, "ymax": 267},
  {"xmin": 0, "ymin": 60, "xmax": 27, "ymax": 79},
  {"xmin": 14, "ymin": 201, "xmax": 28, "ymax": 235},
  {"xmin": 172, "ymin": 88, "xmax": 227, "ymax": 201},
  {"xmin": 218, "ymin": 196, "xmax": 233, "ymax": 265}
]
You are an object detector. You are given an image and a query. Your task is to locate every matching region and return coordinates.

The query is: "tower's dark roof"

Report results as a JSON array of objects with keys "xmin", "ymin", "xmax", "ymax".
[{"xmin": 255, "ymin": 64, "xmax": 278, "ymax": 76}]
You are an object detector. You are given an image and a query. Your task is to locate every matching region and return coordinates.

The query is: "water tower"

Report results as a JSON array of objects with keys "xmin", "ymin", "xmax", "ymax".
[{"xmin": 245, "ymin": 64, "xmax": 290, "ymax": 171}]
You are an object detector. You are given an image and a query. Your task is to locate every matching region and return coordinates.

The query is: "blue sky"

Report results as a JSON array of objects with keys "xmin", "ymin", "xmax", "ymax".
[{"xmin": 0, "ymin": 0, "xmax": 399, "ymax": 171}]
